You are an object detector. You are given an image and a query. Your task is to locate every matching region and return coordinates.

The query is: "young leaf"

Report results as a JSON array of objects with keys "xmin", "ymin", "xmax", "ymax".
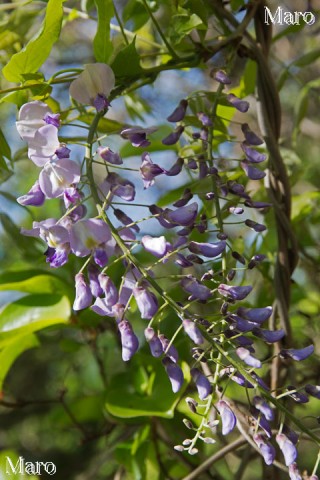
[
  {"xmin": 2, "ymin": 0, "xmax": 64, "ymax": 82},
  {"xmin": 111, "ymin": 38, "xmax": 143, "ymax": 77},
  {"xmin": 93, "ymin": 0, "xmax": 114, "ymax": 63}
]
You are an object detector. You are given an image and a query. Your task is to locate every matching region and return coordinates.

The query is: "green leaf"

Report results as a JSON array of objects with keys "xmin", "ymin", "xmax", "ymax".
[
  {"xmin": 2, "ymin": 0, "xmax": 64, "ymax": 83},
  {"xmin": 105, "ymin": 355, "xmax": 190, "ymax": 418},
  {"xmin": 169, "ymin": 14, "xmax": 204, "ymax": 44},
  {"xmin": 0, "ymin": 270, "xmax": 70, "ymax": 295},
  {"xmin": 292, "ymin": 49, "xmax": 320, "ymax": 68},
  {"xmin": 0, "ymin": 333, "xmax": 40, "ymax": 391},
  {"xmin": 93, "ymin": 0, "xmax": 114, "ymax": 63},
  {"xmin": 0, "ymin": 128, "xmax": 11, "ymax": 161},
  {"xmin": 0, "ymin": 294, "xmax": 70, "ymax": 345},
  {"xmin": 78, "ymin": 114, "xmax": 123, "ymax": 134},
  {"xmin": 122, "ymin": 0, "xmax": 149, "ymax": 31},
  {"xmin": 111, "ymin": 38, "xmax": 143, "ymax": 78}
]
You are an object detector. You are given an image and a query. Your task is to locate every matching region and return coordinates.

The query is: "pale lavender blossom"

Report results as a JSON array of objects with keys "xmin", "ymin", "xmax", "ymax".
[
  {"xmin": 141, "ymin": 235, "xmax": 168, "ymax": 257},
  {"xmin": 97, "ymin": 146, "xmax": 122, "ymax": 164},
  {"xmin": 162, "ymin": 357, "xmax": 184, "ymax": 393},
  {"xmin": 118, "ymin": 320, "xmax": 139, "ymax": 361},
  {"xmin": 69, "ymin": 63, "xmax": 115, "ymax": 111},
  {"xmin": 69, "ymin": 218, "xmax": 112, "ymax": 257},
  {"xmin": 88, "ymin": 264, "xmax": 103, "ymax": 297},
  {"xmin": 27, "ymin": 125, "xmax": 60, "ymax": 167},
  {"xmin": 188, "ymin": 240, "xmax": 226, "ymax": 258},
  {"xmin": 214, "ymin": 70, "xmax": 231, "ymax": 84},
  {"xmin": 253, "ymin": 434, "xmax": 276, "ymax": 465},
  {"xmin": 236, "ymin": 347, "xmax": 261, "ymax": 368},
  {"xmin": 39, "ymin": 158, "xmax": 81, "ymax": 198},
  {"xmin": 73, "ymin": 273, "xmax": 92, "ymax": 310},
  {"xmin": 276, "ymin": 433, "xmax": 297, "ymax": 466},
  {"xmin": 16, "ymin": 101, "xmax": 58, "ymax": 144},
  {"xmin": 106, "ymin": 172, "xmax": 135, "ymax": 201},
  {"xmin": 253, "ymin": 396, "xmax": 274, "ymax": 421},
  {"xmin": 121, "ymin": 126, "xmax": 157, "ymax": 147},
  {"xmin": 197, "ymin": 112, "xmax": 212, "ymax": 126},
  {"xmin": 99, "ymin": 274, "xmax": 118, "ymax": 307},
  {"xmin": 182, "ymin": 319, "xmax": 204, "ymax": 345},
  {"xmin": 191, "ymin": 368, "xmax": 212, "ymax": 400},
  {"xmin": 17, "ymin": 180, "xmax": 45, "ymax": 206},
  {"xmin": 288, "ymin": 464, "xmax": 302, "ymax": 480},
  {"xmin": 133, "ymin": 285, "xmax": 158, "ymax": 319},
  {"xmin": 144, "ymin": 327, "xmax": 163, "ymax": 357},
  {"xmin": 217, "ymin": 400, "xmax": 236, "ymax": 435}
]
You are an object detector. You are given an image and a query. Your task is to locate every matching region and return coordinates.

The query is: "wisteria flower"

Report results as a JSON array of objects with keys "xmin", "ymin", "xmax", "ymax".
[
  {"xmin": 17, "ymin": 180, "xmax": 45, "ymax": 206},
  {"xmin": 214, "ymin": 70, "xmax": 231, "ymax": 84},
  {"xmin": 69, "ymin": 63, "xmax": 115, "ymax": 111},
  {"xmin": 141, "ymin": 235, "xmax": 168, "ymax": 258},
  {"xmin": 16, "ymin": 100, "xmax": 59, "ymax": 143},
  {"xmin": 226, "ymin": 93, "xmax": 249, "ymax": 112},
  {"xmin": 181, "ymin": 276, "xmax": 211, "ymax": 301},
  {"xmin": 73, "ymin": 273, "xmax": 92, "ymax": 311},
  {"xmin": 253, "ymin": 434, "xmax": 275, "ymax": 465},
  {"xmin": 118, "ymin": 320, "xmax": 139, "ymax": 361},
  {"xmin": 280, "ymin": 345, "xmax": 314, "ymax": 361},
  {"xmin": 167, "ymin": 99, "xmax": 188, "ymax": 122},
  {"xmin": 182, "ymin": 319, "xmax": 204, "ymax": 345},
  {"xmin": 217, "ymin": 400, "xmax": 236, "ymax": 435},
  {"xmin": 140, "ymin": 152, "xmax": 165, "ymax": 188},
  {"xmin": 276, "ymin": 433, "xmax": 297, "ymax": 466},
  {"xmin": 163, "ymin": 202, "xmax": 198, "ymax": 227},
  {"xmin": 27, "ymin": 125, "xmax": 60, "ymax": 167},
  {"xmin": 121, "ymin": 126, "xmax": 157, "ymax": 147},
  {"xmin": 99, "ymin": 274, "xmax": 118, "ymax": 307},
  {"xmin": 159, "ymin": 335, "xmax": 178, "ymax": 363},
  {"xmin": 39, "ymin": 158, "xmax": 81, "ymax": 198},
  {"xmin": 162, "ymin": 126, "xmax": 184, "ymax": 145},
  {"xmin": 97, "ymin": 146, "xmax": 122, "ymax": 164},
  {"xmin": 191, "ymin": 368, "xmax": 212, "ymax": 400},
  {"xmin": 288, "ymin": 463, "xmax": 302, "ymax": 480},
  {"xmin": 188, "ymin": 240, "xmax": 226, "ymax": 258},
  {"xmin": 253, "ymin": 396, "xmax": 274, "ymax": 421},
  {"xmin": 133, "ymin": 285, "xmax": 158, "ymax": 319},
  {"xmin": 162, "ymin": 357, "xmax": 184, "ymax": 393},
  {"xmin": 144, "ymin": 327, "xmax": 163, "ymax": 357},
  {"xmin": 218, "ymin": 284, "xmax": 252, "ymax": 301},
  {"xmin": 106, "ymin": 172, "xmax": 135, "ymax": 201},
  {"xmin": 236, "ymin": 347, "xmax": 261, "ymax": 368},
  {"xmin": 69, "ymin": 218, "xmax": 112, "ymax": 257}
]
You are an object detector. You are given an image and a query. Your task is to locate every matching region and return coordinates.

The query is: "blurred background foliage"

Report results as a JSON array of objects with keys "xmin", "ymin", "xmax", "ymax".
[{"xmin": 0, "ymin": 0, "xmax": 319, "ymax": 479}]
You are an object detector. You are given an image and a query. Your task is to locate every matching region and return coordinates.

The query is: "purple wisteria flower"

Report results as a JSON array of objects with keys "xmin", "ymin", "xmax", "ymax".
[
  {"xmin": 245, "ymin": 219, "xmax": 267, "ymax": 232},
  {"xmin": 121, "ymin": 126, "xmax": 157, "ymax": 147},
  {"xmin": 133, "ymin": 285, "xmax": 158, "ymax": 319},
  {"xmin": 167, "ymin": 99, "xmax": 188, "ymax": 122},
  {"xmin": 280, "ymin": 345, "xmax": 314, "ymax": 361},
  {"xmin": 241, "ymin": 123, "xmax": 264, "ymax": 146},
  {"xmin": 188, "ymin": 240, "xmax": 226, "ymax": 258},
  {"xmin": 17, "ymin": 180, "xmax": 45, "ymax": 206},
  {"xmin": 144, "ymin": 327, "xmax": 163, "ymax": 357},
  {"xmin": 141, "ymin": 235, "xmax": 168, "ymax": 258},
  {"xmin": 191, "ymin": 368, "xmax": 212, "ymax": 400},
  {"xmin": 163, "ymin": 202, "xmax": 198, "ymax": 227},
  {"xmin": 197, "ymin": 112, "xmax": 212, "ymax": 126},
  {"xmin": 159, "ymin": 335, "xmax": 178, "ymax": 363},
  {"xmin": 226, "ymin": 93, "xmax": 250, "ymax": 112},
  {"xmin": 162, "ymin": 357, "xmax": 184, "ymax": 393},
  {"xmin": 288, "ymin": 464, "xmax": 302, "ymax": 480},
  {"xmin": 217, "ymin": 400, "xmax": 236, "ymax": 435},
  {"xmin": 253, "ymin": 434, "xmax": 276, "ymax": 465},
  {"xmin": 241, "ymin": 161, "xmax": 266, "ymax": 180},
  {"xmin": 140, "ymin": 152, "xmax": 165, "ymax": 188},
  {"xmin": 39, "ymin": 159, "xmax": 81, "ymax": 198},
  {"xmin": 88, "ymin": 264, "xmax": 103, "ymax": 297},
  {"xmin": 253, "ymin": 328, "xmax": 285, "ymax": 343},
  {"xmin": 252, "ymin": 408, "xmax": 272, "ymax": 438},
  {"xmin": 162, "ymin": 126, "xmax": 184, "ymax": 145},
  {"xmin": 218, "ymin": 284, "xmax": 252, "ymax": 301},
  {"xmin": 305, "ymin": 384, "xmax": 320, "ymax": 399},
  {"xmin": 97, "ymin": 146, "xmax": 122, "ymax": 164},
  {"xmin": 182, "ymin": 319, "xmax": 204, "ymax": 345},
  {"xmin": 99, "ymin": 274, "xmax": 118, "ymax": 307},
  {"xmin": 214, "ymin": 70, "xmax": 231, "ymax": 85},
  {"xmin": 73, "ymin": 273, "xmax": 92, "ymax": 310},
  {"xmin": 166, "ymin": 157, "xmax": 184, "ymax": 176},
  {"xmin": 253, "ymin": 396, "xmax": 274, "ymax": 421},
  {"xmin": 276, "ymin": 433, "xmax": 297, "ymax": 466},
  {"xmin": 236, "ymin": 347, "xmax": 261, "ymax": 368},
  {"xmin": 69, "ymin": 218, "xmax": 112, "ymax": 257},
  {"xmin": 16, "ymin": 101, "xmax": 59, "ymax": 143},
  {"xmin": 69, "ymin": 63, "xmax": 115, "ymax": 111},
  {"xmin": 241, "ymin": 143, "xmax": 267, "ymax": 163},
  {"xmin": 286, "ymin": 386, "xmax": 309, "ymax": 403},
  {"xmin": 106, "ymin": 172, "xmax": 135, "ymax": 201},
  {"xmin": 118, "ymin": 320, "xmax": 139, "ymax": 361},
  {"xmin": 237, "ymin": 306, "xmax": 272, "ymax": 324},
  {"xmin": 28, "ymin": 125, "xmax": 60, "ymax": 167},
  {"xmin": 181, "ymin": 276, "xmax": 211, "ymax": 301}
]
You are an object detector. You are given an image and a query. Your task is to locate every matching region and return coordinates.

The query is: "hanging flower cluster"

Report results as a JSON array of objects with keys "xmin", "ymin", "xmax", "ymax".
[{"xmin": 15, "ymin": 64, "xmax": 319, "ymax": 479}]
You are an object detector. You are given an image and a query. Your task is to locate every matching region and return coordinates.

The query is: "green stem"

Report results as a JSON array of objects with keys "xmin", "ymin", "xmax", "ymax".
[{"xmin": 112, "ymin": 1, "xmax": 129, "ymax": 45}]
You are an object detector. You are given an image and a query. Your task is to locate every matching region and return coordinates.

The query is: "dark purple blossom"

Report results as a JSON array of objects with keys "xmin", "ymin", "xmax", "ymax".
[
  {"xmin": 286, "ymin": 386, "xmax": 309, "ymax": 403},
  {"xmin": 181, "ymin": 276, "xmax": 211, "ymax": 301},
  {"xmin": 73, "ymin": 273, "xmax": 92, "ymax": 311},
  {"xmin": 241, "ymin": 143, "xmax": 267, "ymax": 163},
  {"xmin": 241, "ymin": 161, "xmax": 266, "ymax": 180},
  {"xmin": 188, "ymin": 240, "xmax": 226, "ymax": 258},
  {"xmin": 220, "ymin": 367, "xmax": 254, "ymax": 388},
  {"xmin": 191, "ymin": 368, "xmax": 212, "ymax": 400},
  {"xmin": 182, "ymin": 319, "xmax": 204, "ymax": 345},
  {"xmin": 280, "ymin": 345, "xmax": 314, "ymax": 361},
  {"xmin": 43, "ymin": 112, "xmax": 60, "ymax": 128},
  {"xmin": 144, "ymin": 327, "xmax": 163, "ymax": 357},
  {"xmin": 164, "ymin": 202, "xmax": 198, "ymax": 227},
  {"xmin": 226, "ymin": 93, "xmax": 249, "ymax": 112},
  {"xmin": 217, "ymin": 400, "xmax": 236, "ymax": 435},
  {"xmin": 253, "ymin": 328, "xmax": 285, "ymax": 343},
  {"xmin": 133, "ymin": 286, "xmax": 158, "ymax": 319},
  {"xmin": 218, "ymin": 284, "xmax": 252, "ymax": 301},
  {"xmin": 45, "ymin": 247, "xmax": 69, "ymax": 268},
  {"xmin": 88, "ymin": 264, "xmax": 103, "ymax": 297},
  {"xmin": 118, "ymin": 320, "xmax": 139, "ymax": 361},
  {"xmin": 93, "ymin": 93, "xmax": 110, "ymax": 112},
  {"xmin": 17, "ymin": 180, "xmax": 45, "ymax": 206},
  {"xmin": 248, "ymin": 254, "xmax": 267, "ymax": 269},
  {"xmin": 121, "ymin": 126, "xmax": 157, "ymax": 147},
  {"xmin": 162, "ymin": 126, "xmax": 184, "ymax": 145},
  {"xmin": 140, "ymin": 152, "xmax": 165, "ymax": 188},
  {"xmin": 214, "ymin": 70, "xmax": 231, "ymax": 84},
  {"xmin": 237, "ymin": 306, "xmax": 272, "ymax": 324},
  {"xmin": 114, "ymin": 209, "xmax": 139, "ymax": 233},
  {"xmin": 166, "ymin": 157, "xmax": 184, "ymax": 176},
  {"xmin": 173, "ymin": 188, "xmax": 193, "ymax": 208},
  {"xmin": 252, "ymin": 408, "xmax": 272, "ymax": 438},
  {"xmin": 55, "ymin": 145, "xmax": 71, "ymax": 159},
  {"xmin": 167, "ymin": 99, "xmax": 188, "ymax": 122},
  {"xmin": 305, "ymin": 384, "xmax": 320, "ymax": 399},
  {"xmin": 241, "ymin": 123, "xmax": 264, "ymax": 145},
  {"xmin": 162, "ymin": 357, "xmax": 184, "ymax": 393},
  {"xmin": 276, "ymin": 433, "xmax": 297, "ymax": 466},
  {"xmin": 159, "ymin": 335, "xmax": 178, "ymax": 363},
  {"xmin": 97, "ymin": 146, "xmax": 122, "ymax": 164},
  {"xmin": 253, "ymin": 434, "xmax": 275, "ymax": 465}
]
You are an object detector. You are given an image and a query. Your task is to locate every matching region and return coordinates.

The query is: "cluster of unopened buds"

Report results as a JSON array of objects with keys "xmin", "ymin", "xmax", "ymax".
[{"xmin": 15, "ymin": 63, "xmax": 319, "ymax": 479}]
